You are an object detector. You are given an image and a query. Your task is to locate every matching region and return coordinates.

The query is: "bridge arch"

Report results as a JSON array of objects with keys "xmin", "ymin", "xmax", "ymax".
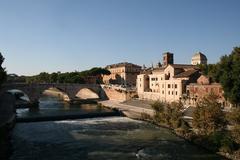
[
  {"xmin": 75, "ymin": 88, "xmax": 99, "ymax": 99},
  {"xmin": 41, "ymin": 87, "xmax": 71, "ymax": 101},
  {"xmin": 7, "ymin": 89, "xmax": 31, "ymax": 102}
]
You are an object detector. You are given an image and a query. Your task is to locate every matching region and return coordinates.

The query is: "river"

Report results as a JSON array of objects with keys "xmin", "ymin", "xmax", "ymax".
[{"xmin": 10, "ymin": 96, "xmax": 223, "ymax": 160}]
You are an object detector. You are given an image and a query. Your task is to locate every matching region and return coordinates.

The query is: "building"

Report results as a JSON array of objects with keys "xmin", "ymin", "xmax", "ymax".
[
  {"xmin": 102, "ymin": 62, "xmax": 142, "ymax": 86},
  {"xmin": 186, "ymin": 75, "xmax": 227, "ymax": 107},
  {"xmin": 137, "ymin": 53, "xmax": 201, "ymax": 102},
  {"xmin": 191, "ymin": 52, "xmax": 208, "ymax": 65}
]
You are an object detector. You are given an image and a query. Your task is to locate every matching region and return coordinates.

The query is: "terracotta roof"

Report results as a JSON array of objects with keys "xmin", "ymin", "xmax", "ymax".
[
  {"xmin": 170, "ymin": 64, "xmax": 198, "ymax": 69},
  {"xmin": 174, "ymin": 69, "xmax": 199, "ymax": 78}
]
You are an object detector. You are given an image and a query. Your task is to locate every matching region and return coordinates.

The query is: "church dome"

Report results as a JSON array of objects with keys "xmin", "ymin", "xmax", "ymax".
[
  {"xmin": 192, "ymin": 52, "xmax": 207, "ymax": 60},
  {"xmin": 191, "ymin": 52, "xmax": 207, "ymax": 65}
]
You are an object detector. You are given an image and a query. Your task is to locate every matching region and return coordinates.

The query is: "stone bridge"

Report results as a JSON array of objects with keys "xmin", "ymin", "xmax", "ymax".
[{"xmin": 0, "ymin": 83, "xmax": 107, "ymax": 103}]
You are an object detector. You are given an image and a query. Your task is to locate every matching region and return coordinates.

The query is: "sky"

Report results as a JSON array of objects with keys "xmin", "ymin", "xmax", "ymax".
[{"xmin": 0, "ymin": 0, "xmax": 240, "ymax": 76}]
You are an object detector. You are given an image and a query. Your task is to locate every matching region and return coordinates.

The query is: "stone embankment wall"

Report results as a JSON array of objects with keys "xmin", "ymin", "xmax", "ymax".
[
  {"xmin": 102, "ymin": 87, "xmax": 137, "ymax": 101},
  {"xmin": 0, "ymin": 92, "xmax": 16, "ymax": 160}
]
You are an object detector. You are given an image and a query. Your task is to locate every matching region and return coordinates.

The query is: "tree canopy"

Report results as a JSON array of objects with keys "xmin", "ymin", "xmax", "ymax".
[
  {"xmin": 192, "ymin": 94, "xmax": 226, "ymax": 135},
  {"xmin": 24, "ymin": 67, "xmax": 110, "ymax": 84},
  {"xmin": 216, "ymin": 47, "xmax": 240, "ymax": 105},
  {"xmin": 0, "ymin": 52, "xmax": 7, "ymax": 86}
]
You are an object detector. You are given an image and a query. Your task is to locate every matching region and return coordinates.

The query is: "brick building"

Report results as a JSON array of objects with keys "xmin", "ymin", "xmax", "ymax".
[{"xmin": 185, "ymin": 75, "xmax": 227, "ymax": 106}]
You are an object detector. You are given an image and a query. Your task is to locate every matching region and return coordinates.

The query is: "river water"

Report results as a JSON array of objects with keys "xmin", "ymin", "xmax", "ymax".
[{"xmin": 10, "ymin": 97, "xmax": 223, "ymax": 160}]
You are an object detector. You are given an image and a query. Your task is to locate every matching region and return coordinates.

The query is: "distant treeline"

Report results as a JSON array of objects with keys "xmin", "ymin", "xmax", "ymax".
[{"xmin": 8, "ymin": 67, "xmax": 110, "ymax": 84}]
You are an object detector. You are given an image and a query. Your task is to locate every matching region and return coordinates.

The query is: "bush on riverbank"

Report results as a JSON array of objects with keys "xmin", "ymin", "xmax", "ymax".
[
  {"xmin": 192, "ymin": 94, "xmax": 226, "ymax": 136},
  {"xmin": 150, "ymin": 95, "xmax": 240, "ymax": 159},
  {"xmin": 151, "ymin": 101, "xmax": 183, "ymax": 129}
]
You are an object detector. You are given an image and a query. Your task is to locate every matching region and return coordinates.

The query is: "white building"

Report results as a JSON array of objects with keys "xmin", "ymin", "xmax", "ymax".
[
  {"xmin": 191, "ymin": 52, "xmax": 208, "ymax": 65},
  {"xmin": 137, "ymin": 53, "xmax": 202, "ymax": 102}
]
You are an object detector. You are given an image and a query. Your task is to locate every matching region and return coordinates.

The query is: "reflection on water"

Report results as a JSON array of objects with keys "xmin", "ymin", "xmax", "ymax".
[
  {"xmin": 16, "ymin": 96, "xmax": 110, "ymax": 119},
  {"xmin": 11, "ymin": 117, "xmax": 223, "ymax": 160}
]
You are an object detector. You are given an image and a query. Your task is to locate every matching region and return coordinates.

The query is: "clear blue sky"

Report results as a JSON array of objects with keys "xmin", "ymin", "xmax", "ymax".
[{"xmin": 0, "ymin": 0, "xmax": 240, "ymax": 76}]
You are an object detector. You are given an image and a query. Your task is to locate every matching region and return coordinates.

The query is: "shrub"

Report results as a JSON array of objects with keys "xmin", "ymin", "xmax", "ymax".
[{"xmin": 192, "ymin": 93, "xmax": 226, "ymax": 135}]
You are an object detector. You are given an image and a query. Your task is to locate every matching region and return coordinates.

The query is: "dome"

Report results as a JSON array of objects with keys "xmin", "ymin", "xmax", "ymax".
[
  {"xmin": 191, "ymin": 52, "xmax": 207, "ymax": 65},
  {"xmin": 192, "ymin": 52, "xmax": 207, "ymax": 61}
]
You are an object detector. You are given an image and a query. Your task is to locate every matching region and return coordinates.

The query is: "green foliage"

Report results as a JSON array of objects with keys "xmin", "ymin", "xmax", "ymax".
[
  {"xmin": 215, "ymin": 47, "xmax": 240, "ymax": 105},
  {"xmin": 151, "ymin": 101, "xmax": 165, "ymax": 123},
  {"xmin": 151, "ymin": 101, "xmax": 183, "ymax": 129},
  {"xmin": 151, "ymin": 101, "xmax": 164, "ymax": 112},
  {"xmin": 227, "ymin": 108, "xmax": 240, "ymax": 144},
  {"xmin": 204, "ymin": 132, "xmax": 235, "ymax": 153},
  {"xmin": 0, "ymin": 52, "xmax": 7, "ymax": 86},
  {"xmin": 197, "ymin": 63, "xmax": 219, "ymax": 82},
  {"xmin": 192, "ymin": 94, "xmax": 226, "ymax": 135},
  {"xmin": 25, "ymin": 67, "xmax": 109, "ymax": 84},
  {"xmin": 167, "ymin": 102, "xmax": 184, "ymax": 128}
]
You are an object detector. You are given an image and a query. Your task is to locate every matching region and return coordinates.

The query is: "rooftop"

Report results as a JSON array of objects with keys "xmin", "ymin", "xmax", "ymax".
[
  {"xmin": 173, "ymin": 69, "xmax": 199, "ymax": 78},
  {"xmin": 106, "ymin": 62, "xmax": 142, "ymax": 69}
]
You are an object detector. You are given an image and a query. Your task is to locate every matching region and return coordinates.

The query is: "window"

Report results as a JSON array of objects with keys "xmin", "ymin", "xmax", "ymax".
[
  {"xmin": 172, "ymin": 91, "xmax": 174, "ymax": 95},
  {"xmin": 176, "ymin": 91, "xmax": 178, "ymax": 95},
  {"xmin": 175, "ymin": 84, "xmax": 177, "ymax": 88},
  {"xmin": 162, "ymin": 84, "xmax": 164, "ymax": 88},
  {"xmin": 140, "ymin": 84, "xmax": 141, "ymax": 87},
  {"xmin": 168, "ymin": 84, "xmax": 171, "ymax": 88},
  {"xmin": 156, "ymin": 78, "xmax": 158, "ymax": 81},
  {"xmin": 162, "ymin": 91, "xmax": 164, "ymax": 94},
  {"xmin": 168, "ymin": 91, "xmax": 170, "ymax": 95}
]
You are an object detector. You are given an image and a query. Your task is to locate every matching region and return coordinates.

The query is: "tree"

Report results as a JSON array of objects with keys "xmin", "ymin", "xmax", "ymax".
[
  {"xmin": 50, "ymin": 72, "xmax": 58, "ymax": 83},
  {"xmin": 168, "ymin": 101, "xmax": 184, "ymax": 128},
  {"xmin": 216, "ymin": 47, "xmax": 240, "ymax": 106},
  {"xmin": 0, "ymin": 52, "xmax": 7, "ymax": 86},
  {"xmin": 151, "ymin": 101, "xmax": 183, "ymax": 128},
  {"xmin": 38, "ymin": 72, "xmax": 50, "ymax": 83},
  {"xmin": 193, "ymin": 94, "xmax": 226, "ymax": 135},
  {"xmin": 197, "ymin": 64, "xmax": 219, "ymax": 82},
  {"xmin": 227, "ymin": 108, "xmax": 240, "ymax": 144},
  {"xmin": 151, "ymin": 101, "xmax": 165, "ymax": 123}
]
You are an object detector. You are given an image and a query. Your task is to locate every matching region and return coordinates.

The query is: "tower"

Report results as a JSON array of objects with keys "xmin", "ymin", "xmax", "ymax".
[{"xmin": 163, "ymin": 52, "xmax": 174, "ymax": 67}]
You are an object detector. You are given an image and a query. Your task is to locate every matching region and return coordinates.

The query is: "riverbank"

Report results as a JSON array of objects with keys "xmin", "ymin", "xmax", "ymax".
[
  {"xmin": 99, "ymin": 100, "xmax": 154, "ymax": 119},
  {"xmin": 99, "ymin": 99, "xmax": 231, "ymax": 160}
]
